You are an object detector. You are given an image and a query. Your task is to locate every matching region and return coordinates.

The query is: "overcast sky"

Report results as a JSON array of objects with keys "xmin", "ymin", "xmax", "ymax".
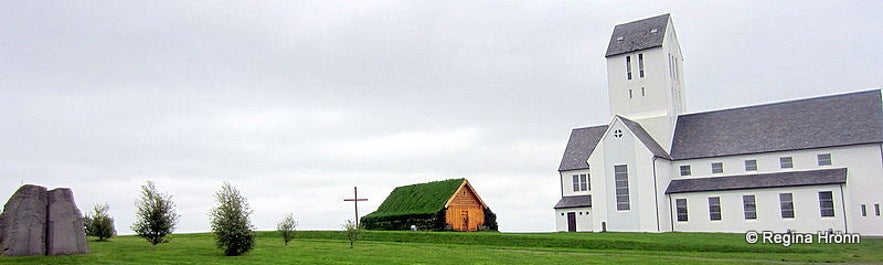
[{"xmin": 2, "ymin": 1, "xmax": 881, "ymax": 234}]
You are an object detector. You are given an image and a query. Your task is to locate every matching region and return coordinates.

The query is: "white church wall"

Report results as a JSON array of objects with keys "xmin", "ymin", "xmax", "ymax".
[
  {"xmin": 588, "ymin": 143, "xmax": 609, "ymax": 232},
  {"xmin": 668, "ymin": 144, "xmax": 883, "ymax": 235},
  {"xmin": 654, "ymin": 158, "xmax": 674, "ymax": 232},
  {"xmin": 632, "ymin": 140, "xmax": 664, "ymax": 232},
  {"xmin": 602, "ymin": 121, "xmax": 641, "ymax": 232},
  {"xmin": 555, "ymin": 207, "xmax": 593, "ymax": 232},
  {"xmin": 670, "ymin": 185, "xmax": 845, "ymax": 233}
]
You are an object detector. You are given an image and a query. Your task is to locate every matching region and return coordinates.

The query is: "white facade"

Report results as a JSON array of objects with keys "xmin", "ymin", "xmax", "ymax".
[{"xmin": 555, "ymin": 14, "xmax": 883, "ymax": 236}]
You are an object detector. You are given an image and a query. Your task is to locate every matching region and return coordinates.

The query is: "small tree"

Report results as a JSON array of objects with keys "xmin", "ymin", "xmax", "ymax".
[
  {"xmin": 343, "ymin": 219, "xmax": 361, "ymax": 248},
  {"xmin": 210, "ymin": 182, "xmax": 255, "ymax": 256},
  {"xmin": 277, "ymin": 213, "xmax": 298, "ymax": 246},
  {"xmin": 85, "ymin": 203, "xmax": 116, "ymax": 241},
  {"xmin": 132, "ymin": 181, "xmax": 180, "ymax": 250}
]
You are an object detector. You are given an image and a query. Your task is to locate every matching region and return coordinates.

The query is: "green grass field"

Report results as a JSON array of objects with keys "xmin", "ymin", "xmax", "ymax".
[{"xmin": 2, "ymin": 231, "xmax": 881, "ymax": 264}]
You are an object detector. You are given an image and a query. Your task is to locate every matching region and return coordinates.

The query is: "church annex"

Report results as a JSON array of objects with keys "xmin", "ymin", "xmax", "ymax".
[
  {"xmin": 554, "ymin": 14, "xmax": 883, "ymax": 236},
  {"xmin": 363, "ymin": 178, "xmax": 497, "ymax": 231}
]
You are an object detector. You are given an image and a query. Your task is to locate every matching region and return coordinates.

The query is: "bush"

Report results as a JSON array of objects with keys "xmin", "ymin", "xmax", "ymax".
[
  {"xmin": 132, "ymin": 181, "xmax": 180, "ymax": 250},
  {"xmin": 277, "ymin": 213, "xmax": 298, "ymax": 246},
  {"xmin": 210, "ymin": 182, "xmax": 255, "ymax": 256},
  {"xmin": 343, "ymin": 219, "xmax": 361, "ymax": 248},
  {"xmin": 85, "ymin": 203, "xmax": 116, "ymax": 241}
]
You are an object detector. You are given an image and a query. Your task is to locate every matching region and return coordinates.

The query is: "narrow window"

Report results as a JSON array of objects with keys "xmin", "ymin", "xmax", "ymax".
[
  {"xmin": 584, "ymin": 174, "xmax": 591, "ymax": 191},
  {"xmin": 875, "ymin": 203, "xmax": 880, "ymax": 216},
  {"xmin": 579, "ymin": 174, "xmax": 588, "ymax": 191},
  {"xmin": 818, "ymin": 191, "xmax": 834, "ymax": 217},
  {"xmin": 629, "ymin": 89, "xmax": 633, "ymax": 99},
  {"xmin": 861, "ymin": 204, "xmax": 867, "ymax": 217},
  {"xmin": 614, "ymin": 165, "xmax": 630, "ymax": 211},
  {"xmin": 711, "ymin": 162, "xmax": 723, "ymax": 174},
  {"xmin": 572, "ymin": 175, "xmax": 579, "ymax": 192},
  {"xmin": 743, "ymin": 195, "xmax": 757, "ymax": 220},
  {"xmin": 641, "ymin": 87, "xmax": 645, "ymax": 97},
  {"xmin": 679, "ymin": 165, "xmax": 691, "ymax": 176},
  {"xmin": 780, "ymin": 193, "xmax": 794, "ymax": 219},
  {"xmin": 676, "ymin": 198, "xmax": 688, "ymax": 222},
  {"xmin": 668, "ymin": 54, "xmax": 674, "ymax": 79},
  {"xmin": 744, "ymin": 160, "xmax": 757, "ymax": 171},
  {"xmin": 638, "ymin": 53, "xmax": 644, "ymax": 78},
  {"xmin": 779, "ymin": 157, "xmax": 793, "ymax": 169},
  {"xmin": 817, "ymin": 153, "xmax": 832, "ymax": 166},
  {"xmin": 626, "ymin": 56, "xmax": 632, "ymax": 80},
  {"xmin": 708, "ymin": 197, "xmax": 721, "ymax": 221}
]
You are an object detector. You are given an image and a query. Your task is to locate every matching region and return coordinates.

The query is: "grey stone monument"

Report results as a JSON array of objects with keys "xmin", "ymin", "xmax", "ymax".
[{"xmin": 0, "ymin": 184, "xmax": 88, "ymax": 256}]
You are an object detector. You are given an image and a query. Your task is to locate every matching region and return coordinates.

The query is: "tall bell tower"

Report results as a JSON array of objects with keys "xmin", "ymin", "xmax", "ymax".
[{"xmin": 604, "ymin": 14, "xmax": 685, "ymax": 152}]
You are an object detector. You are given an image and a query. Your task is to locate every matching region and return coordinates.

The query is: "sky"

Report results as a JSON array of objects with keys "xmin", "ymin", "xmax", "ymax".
[{"xmin": 1, "ymin": 1, "xmax": 881, "ymax": 234}]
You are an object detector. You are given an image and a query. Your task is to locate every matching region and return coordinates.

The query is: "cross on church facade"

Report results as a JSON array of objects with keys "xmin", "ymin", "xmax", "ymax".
[{"xmin": 343, "ymin": 186, "xmax": 368, "ymax": 227}]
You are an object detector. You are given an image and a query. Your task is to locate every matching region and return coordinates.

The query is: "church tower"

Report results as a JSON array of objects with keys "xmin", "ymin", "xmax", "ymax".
[{"xmin": 605, "ymin": 14, "xmax": 685, "ymax": 152}]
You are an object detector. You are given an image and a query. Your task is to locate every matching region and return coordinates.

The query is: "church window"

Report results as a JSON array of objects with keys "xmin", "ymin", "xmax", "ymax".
[
  {"xmin": 629, "ymin": 89, "xmax": 633, "ymax": 99},
  {"xmin": 818, "ymin": 191, "xmax": 834, "ymax": 217},
  {"xmin": 817, "ymin": 153, "xmax": 832, "ymax": 166},
  {"xmin": 641, "ymin": 87, "xmax": 645, "ymax": 97},
  {"xmin": 744, "ymin": 160, "xmax": 757, "ymax": 171},
  {"xmin": 572, "ymin": 174, "xmax": 588, "ymax": 192},
  {"xmin": 875, "ymin": 203, "xmax": 880, "ymax": 216},
  {"xmin": 711, "ymin": 162, "xmax": 723, "ymax": 174},
  {"xmin": 614, "ymin": 165, "xmax": 630, "ymax": 211},
  {"xmin": 676, "ymin": 199, "xmax": 688, "ymax": 222},
  {"xmin": 638, "ymin": 53, "xmax": 645, "ymax": 78},
  {"xmin": 679, "ymin": 165, "xmax": 691, "ymax": 176},
  {"xmin": 861, "ymin": 204, "xmax": 867, "ymax": 217},
  {"xmin": 743, "ymin": 195, "xmax": 757, "ymax": 220},
  {"xmin": 779, "ymin": 193, "xmax": 794, "ymax": 219},
  {"xmin": 626, "ymin": 56, "xmax": 632, "ymax": 80},
  {"xmin": 613, "ymin": 129, "xmax": 624, "ymax": 139},
  {"xmin": 708, "ymin": 197, "xmax": 721, "ymax": 221},
  {"xmin": 583, "ymin": 174, "xmax": 590, "ymax": 191},
  {"xmin": 779, "ymin": 157, "xmax": 793, "ymax": 169}
]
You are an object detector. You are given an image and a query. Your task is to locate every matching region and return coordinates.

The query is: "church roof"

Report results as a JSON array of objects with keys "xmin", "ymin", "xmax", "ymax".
[
  {"xmin": 605, "ymin": 14, "xmax": 670, "ymax": 57},
  {"xmin": 620, "ymin": 116, "xmax": 671, "ymax": 159},
  {"xmin": 671, "ymin": 90, "xmax": 883, "ymax": 160},
  {"xmin": 665, "ymin": 168, "xmax": 847, "ymax": 194},
  {"xmin": 559, "ymin": 90, "xmax": 883, "ymax": 169},
  {"xmin": 554, "ymin": 195, "xmax": 591, "ymax": 209},
  {"xmin": 558, "ymin": 125, "xmax": 608, "ymax": 171},
  {"xmin": 364, "ymin": 178, "xmax": 485, "ymax": 218}
]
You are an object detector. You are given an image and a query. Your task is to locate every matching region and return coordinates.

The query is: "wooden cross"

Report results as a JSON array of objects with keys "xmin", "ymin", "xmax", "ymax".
[{"xmin": 343, "ymin": 186, "xmax": 368, "ymax": 227}]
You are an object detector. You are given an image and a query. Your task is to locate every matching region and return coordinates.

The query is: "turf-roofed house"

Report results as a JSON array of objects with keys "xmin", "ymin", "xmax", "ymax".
[{"xmin": 362, "ymin": 179, "xmax": 498, "ymax": 231}]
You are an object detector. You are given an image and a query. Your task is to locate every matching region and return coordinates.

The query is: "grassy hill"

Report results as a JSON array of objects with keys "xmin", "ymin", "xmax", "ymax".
[{"xmin": 2, "ymin": 231, "xmax": 881, "ymax": 264}]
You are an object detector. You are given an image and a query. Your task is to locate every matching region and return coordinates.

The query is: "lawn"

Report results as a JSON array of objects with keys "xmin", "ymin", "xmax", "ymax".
[{"xmin": 2, "ymin": 231, "xmax": 881, "ymax": 264}]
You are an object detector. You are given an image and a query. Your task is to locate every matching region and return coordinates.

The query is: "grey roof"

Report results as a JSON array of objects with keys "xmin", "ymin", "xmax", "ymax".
[
  {"xmin": 558, "ymin": 125, "xmax": 608, "ymax": 171},
  {"xmin": 671, "ymin": 90, "xmax": 883, "ymax": 160},
  {"xmin": 620, "ymin": 116, "xmax": 671, "ymax": 159},
  {"xmin": 554, "ymin": 195, "xmax": 591, "ymax": 209},
  {"xmin": 665, "ymin": 168, "xmax": 847, "ymax": 194},
  {"xmin": 605, "ymin": 14, "xmax": 670, "ymax": 57}
]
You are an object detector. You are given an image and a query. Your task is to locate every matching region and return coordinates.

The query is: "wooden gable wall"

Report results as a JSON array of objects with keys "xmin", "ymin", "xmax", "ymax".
[{"xmin": 444, "ymin": 183, "xmax": 485, "ymax": 231}]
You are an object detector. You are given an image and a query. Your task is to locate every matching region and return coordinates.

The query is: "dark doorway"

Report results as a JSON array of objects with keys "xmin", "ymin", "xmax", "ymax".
[{"xmin": 566, "ymin": 212, "xmax": 577, "ymax": 232}]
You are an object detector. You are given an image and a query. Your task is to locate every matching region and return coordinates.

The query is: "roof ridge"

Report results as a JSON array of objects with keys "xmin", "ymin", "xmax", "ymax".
[{"xmin": 679, "ymin": 89, "xmax": 881, "ymax": 118}]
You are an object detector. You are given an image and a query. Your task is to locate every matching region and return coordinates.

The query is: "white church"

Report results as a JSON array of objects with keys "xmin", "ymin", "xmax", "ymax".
[{"xmin": 554, "ymin": 14, "xmax": 883, "ymax": 236}]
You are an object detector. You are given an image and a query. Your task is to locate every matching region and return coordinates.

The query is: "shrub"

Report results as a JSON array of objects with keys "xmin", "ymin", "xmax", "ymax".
[
  {"xmin": 210, "ymin": 182, "xmax": 255, "ymax": 256},
  {"xmin": 85, "ymin": 203, "xmax": 116, "ymax": 241},
  {"xmin": 343, "ymin": 219, "xmax": 361, "ymax": 248},
  {"xmin": 132, "ymin": 181, "xmax": 180, "ymax": 250},
  {"xmin": 277, "ymin": 213, "xmax": 298, "ymax": 246}
]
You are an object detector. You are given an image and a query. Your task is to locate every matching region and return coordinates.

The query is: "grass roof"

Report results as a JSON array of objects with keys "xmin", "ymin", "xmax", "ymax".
[{"xmin": 364, "ymin": 178, "xmax": 465, "ymax": 218}]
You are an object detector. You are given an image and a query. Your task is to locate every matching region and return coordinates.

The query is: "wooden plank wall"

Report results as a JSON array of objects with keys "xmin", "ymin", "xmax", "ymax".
[{"xmin": 445, "ymin": 185, "xmax": 485, "ymax": 231}]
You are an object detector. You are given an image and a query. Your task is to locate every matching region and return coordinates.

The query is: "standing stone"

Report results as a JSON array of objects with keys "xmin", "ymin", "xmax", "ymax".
[
  {"xmin": 0, "ymin": 185, "xmax": 48, "ymax": 256},
  {"xmin": 47, "ymin": 188, "xmax": 89, "ymax": 255},
  {"xmin": 0, "ymin": 185, "xmax": 89, "ymax": 256}
]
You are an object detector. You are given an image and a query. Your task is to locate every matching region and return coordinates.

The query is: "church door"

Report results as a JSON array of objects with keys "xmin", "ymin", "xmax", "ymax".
[
  {"xmin": 567, "ymin": 212, "xmax": 577, "ymax": 232},
  {"xmin": 461, "ymin": 210, "xmax": 469, "ymax": 231}
]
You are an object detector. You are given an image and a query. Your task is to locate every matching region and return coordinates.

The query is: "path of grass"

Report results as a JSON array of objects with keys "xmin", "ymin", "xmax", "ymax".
[{"xmin": 1, "ymin": 231, "xmax": 881, "ymax": 264}]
